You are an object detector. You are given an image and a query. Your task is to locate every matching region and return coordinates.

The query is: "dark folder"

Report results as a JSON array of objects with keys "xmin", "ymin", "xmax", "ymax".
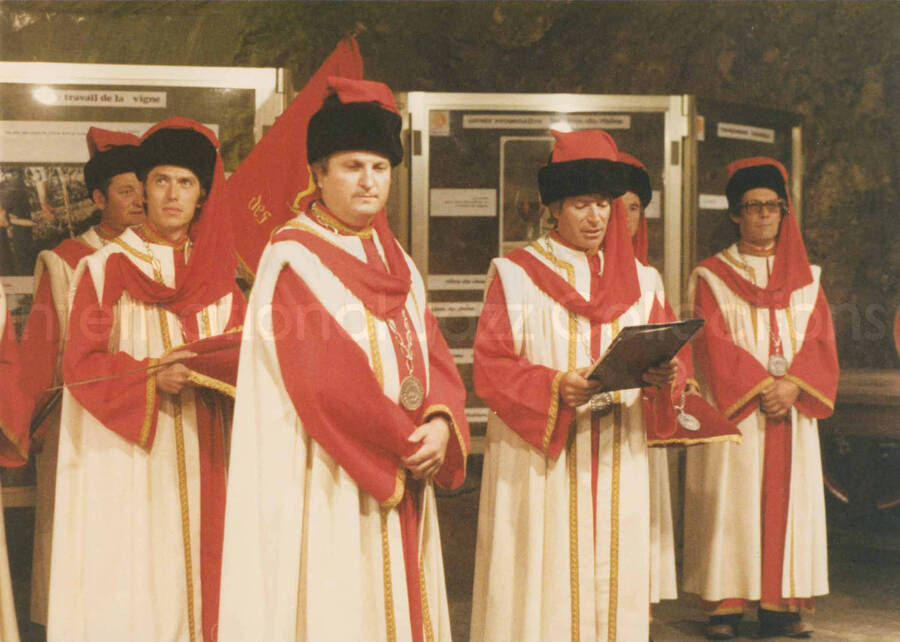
[{"xmin": 586, "ymin": 319, "xmax": 704, "ymax": 392}]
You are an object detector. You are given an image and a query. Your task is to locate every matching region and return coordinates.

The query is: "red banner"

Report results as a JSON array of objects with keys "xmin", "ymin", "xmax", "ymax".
[{"xmin": 227, "ymin": 36, "xmax": 363, "ymax": 279}]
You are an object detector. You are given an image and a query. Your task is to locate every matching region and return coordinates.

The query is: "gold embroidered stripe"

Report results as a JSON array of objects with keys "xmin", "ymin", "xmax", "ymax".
[
  {"xmin": 418, "ymin": 548, "xmax": 435, "ymax": 642},
  {"xmin": 724, "ymin": 377, "xmax": 775, "ymax": 419},
  {"xmin": 381, "ymin": 468, "xmax": 406, "ymax": 509},
  {"xmin": 423, "ymin": 403, "xmax": 468, "ymax": 476},
  {"xmin": 156, "ymin": 306, "xmax": 196, "ymax": 642},
  {"xmin": 186, "ymin": 371, "xmax": 236, "ymax": 399},
  {"xmin": 646, "ymin": 434, "xmax": 741, "ymax": 447},
  {"xmin": 567, "ymin": 430, "xmax": 579, "ymax": 642},
  {"xmin": 139, "ymin": 358, "xmax": 159, "ymax": 448},
  {"xmin": 380, "ymin": 508, "xmax": 397, "ymax": 642},
  {"xmin": 783, "ymin": 375, "xmax": 835, "ymax": 411},
  {"xmin": 542, "ymin": 372, "xmax": 565, "ymax": 453}
]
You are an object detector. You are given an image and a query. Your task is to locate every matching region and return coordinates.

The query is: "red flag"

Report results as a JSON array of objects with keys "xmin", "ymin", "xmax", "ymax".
[{"xmin": 227, "ymin": 36, "xmax": 363, "ymax": 280}]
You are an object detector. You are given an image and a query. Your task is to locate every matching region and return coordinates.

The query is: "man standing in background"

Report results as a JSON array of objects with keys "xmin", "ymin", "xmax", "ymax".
[
  {"xmin": 683, "ymin": 157, "xmax": 838, "ymax": 639},
  {"xmin": 21, "ymin": 126, "xmax": 144, "ymax": 628}
]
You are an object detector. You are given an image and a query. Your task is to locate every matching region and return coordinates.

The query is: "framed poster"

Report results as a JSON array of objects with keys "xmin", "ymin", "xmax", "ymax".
[{"xmin": 0, "ymin": 61, "xmax": 285, "ymax": 298}]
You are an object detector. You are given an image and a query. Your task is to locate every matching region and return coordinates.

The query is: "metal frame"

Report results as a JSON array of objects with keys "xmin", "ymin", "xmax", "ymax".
[
  {"xmin": 0, "ymin": 62, "xmax": 287, "ymax": 142},
  {"xmin": 404, "ymin": 91, "xmax": 691, "ymax": 304}
]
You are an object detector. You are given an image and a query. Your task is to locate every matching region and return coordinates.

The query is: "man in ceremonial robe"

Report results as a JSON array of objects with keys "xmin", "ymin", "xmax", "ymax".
[
  {"xmin": 21, "ymin": 126, "xmax": 144, "ymax": 627},
  {"xmin": 0, "ymin": 286, "xmax": 33, "ymax": 642},
  {"xmin": 470, "ymin": 129, "xmax": 679, "ymax": 642},
  {"xmin": 48, "ymin": 118, "xmax": 245, "ymax": 642},
  {"xmin": 683, "ymin": 157, "xmax": 838, "ymax": 639},
  {"xmin": 619, "ymin": 150, "xmax": 678, "ymax": 610},
  {"xmin": 218, "ymin": 77, "xmax": 469, "ymax": 642}
]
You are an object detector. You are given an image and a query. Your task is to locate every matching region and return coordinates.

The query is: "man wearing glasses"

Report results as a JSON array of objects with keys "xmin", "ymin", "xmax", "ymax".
[{"xmin": 682, "ymin": 157, "xmax": 839, "ymax": 639}]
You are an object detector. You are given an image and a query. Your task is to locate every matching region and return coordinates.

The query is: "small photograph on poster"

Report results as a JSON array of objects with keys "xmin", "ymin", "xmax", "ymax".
[
  {"xmin": 499, "ymin": 136, "xmax": 554, "ymax": 249},
  {"xmin": 0, "ymin": 163, "xmax": 94, "ymax": 276},
  {"xmin": 429, "ymin": 109, "xmax": 450, "ymax": 137}
]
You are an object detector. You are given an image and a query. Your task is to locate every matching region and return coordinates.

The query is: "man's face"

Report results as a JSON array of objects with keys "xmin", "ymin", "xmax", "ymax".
[
  {"xmin": 314, "ymin": 150, "xmax": 391, "ymax": 229},
  {"xmin": 556, "ymin": 193, "xmax": 612, "ymax": 253},
  {"xmin": 621, "ymin": 190, "xmax": 643, "ymax": 238},
  {"xmin": 730, "ymin": 186, "xmax": 783, "ymax": 247},
  {"xmin": 93, "ymin": 172, "xmax": 145, "ymax": 234},
  {"xmin": 144, "ymin": 165, "xmax": 203, "ymax": 241}
]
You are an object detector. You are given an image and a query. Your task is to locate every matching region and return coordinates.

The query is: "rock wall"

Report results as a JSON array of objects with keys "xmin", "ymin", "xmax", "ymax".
[{"xmin": 2, "ymin": 1, "xmax": 896, "ymax": 367}]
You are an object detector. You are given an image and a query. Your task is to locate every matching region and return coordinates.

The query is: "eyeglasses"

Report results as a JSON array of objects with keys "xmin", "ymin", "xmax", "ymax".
[{"xmin": 739, "ymin": 199, "xmax": 787, "ymax": 216}]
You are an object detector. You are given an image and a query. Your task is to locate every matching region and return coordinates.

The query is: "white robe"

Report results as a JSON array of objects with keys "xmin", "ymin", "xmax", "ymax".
[
  {"xmin": 470, "ymin": 237, "xmax": 669, "ymax": 642},
  {"xmin": 649, "ymin": 449, "xmax": 677, "ymax": 604},
  {"xmin": 683, "ymin": 245, "xmax": 830, "ymax": 602},
  {"xmin": 30, "ymin": 226, "xmax": 105, "ymax": 626},
  {"xmin": 218, "ymin": 214, "xmax": 458, "ymax": 642},
  {"xmin": 48, "ymin": 228, "xmax": 238, "ymax": 642},
  {"xmin": 0, "ymin": 289, "xmax": 21, "ymax": 642}
]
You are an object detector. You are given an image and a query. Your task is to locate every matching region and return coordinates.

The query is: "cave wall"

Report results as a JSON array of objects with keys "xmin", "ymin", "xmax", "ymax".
[{"xmin": 2, "ymin": 1, "xmax": 896, "ymax": 368}]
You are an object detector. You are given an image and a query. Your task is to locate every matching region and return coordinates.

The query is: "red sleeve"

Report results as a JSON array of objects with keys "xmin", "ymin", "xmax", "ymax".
[
  {"xmin": 63, "ymin": 271, "xmax": 160, "ymax": 448},
  {"xmin": 183, "ymin": 285, "xmax": 247, "ymax": 393},
  {"xmin": 273, "ymin": 267, "xmax": 418, "ymax": 505},
  {"xmin": 641, "ymin": 295, "xmax": 679, "ymax": 439},
  {"xmin": 692, "ymin": 276, "xmax": 773, "ymax": 422},
  {"xmin": 472, "ymin": 275, "xmax": 574, "ymax": 459},
  {"xmin": 20, "ymin": 271, "xmax": 60, "ymax": 442},
  {"xmin": 786, "ymin": 286, "xmax": 838, "ymax": 418},
  {"xmin": 421, "ymin": 308, "xmax": 470, "ymax": 490},
  {"xmin": 0, "ymin": 309, "xmax": 31, "ymax": 466}
]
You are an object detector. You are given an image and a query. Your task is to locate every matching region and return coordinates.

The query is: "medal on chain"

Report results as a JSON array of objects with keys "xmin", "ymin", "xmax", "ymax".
[
  {"xmin": 387, "ymin": 311, "xmax": 424, "ymax": 411},
  {"xmin": 767, "ymin": 327, "xmax": 789, "ymax": 376}
]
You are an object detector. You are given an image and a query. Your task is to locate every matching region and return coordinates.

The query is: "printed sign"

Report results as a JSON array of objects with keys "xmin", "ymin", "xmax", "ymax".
[
  {"xmin": 32, "ymin": 88, "xmax": 167, "ymax": 109},
  {"xmin": 463, "ymin": 113, "xmax": 630, "ymax": 130},
  {"xmin": 428, "ymin": 274, "xmax": 487, "ymax": 291},
  {"xmin": 430, "ymin": 302, "xmax": 484, "ymax": 318},
  {"xmin": 699, "ymin": 193, "xmax": 729, "ymax": 210},
  {"xmin": 716, "ymin": 121, "xmax": 775, "ymax": 144},
  {"xmin": 430, "ymin": 188, "xmax": 496, "ymax": 218}
]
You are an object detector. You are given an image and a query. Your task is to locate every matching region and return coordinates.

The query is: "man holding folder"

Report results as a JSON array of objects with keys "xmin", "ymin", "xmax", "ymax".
[{"xmin": 470, "ymin": 129, "xmax": 680, "ymax": 641}]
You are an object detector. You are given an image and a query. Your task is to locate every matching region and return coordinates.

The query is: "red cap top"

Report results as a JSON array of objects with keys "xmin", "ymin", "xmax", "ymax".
[
  {"xmin": 327, "ymin": 76, "xmax": 398, "ymax": 114},
  {"xmin": 86, "ymin": 127, "xmax": 139, "ymax": 157},
  {"xmin": 617, "ymin": 150, "xmax": 647, "ymax": 172},
  {"xmin": 549, "ymin": 129, "xmax": 619, "ymax": 163},
  {"xmin": 727, "ymin": 156, "xmax": 787, "ymax": 183},
  {"xmin": 140, "ymin": 116, "xmax": 219, "ymax": 148}
]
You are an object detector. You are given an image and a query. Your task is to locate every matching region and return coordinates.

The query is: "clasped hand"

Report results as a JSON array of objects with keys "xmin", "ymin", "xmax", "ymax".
[
  {"xmin": 403, "ymin": 417, "xmax": 451, "ymax": 481},
  {"xmin": 759, "ymin": 379, "xmax": 800, "ymax": 419}
]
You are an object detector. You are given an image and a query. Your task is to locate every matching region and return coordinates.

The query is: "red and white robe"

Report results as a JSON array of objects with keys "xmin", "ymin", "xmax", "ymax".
[
  {"xmin": 20, "ymin": 225, "xmax": 111, "ymax": 626},
  {"xmin": 683, "ymin": 243, "xmax": 838, "ymax": 613},
  {"xmin": 218, "ymin": 209, "xmax": 469, "ymax": 642},
  {"xmin": 470, "ymin": 234, "xmax": 677, "ymax": 642},
  {"xmin": 0, "ymin": 287, "xmax": 32, "ymax": 642},
  {"xmin": 48, "ymin": 225, "xmax": 244, "ymax": 642}
]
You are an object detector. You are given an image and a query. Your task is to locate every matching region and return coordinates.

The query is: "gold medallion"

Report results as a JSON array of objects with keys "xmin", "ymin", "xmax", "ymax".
[
  {"xmin": 399, "ymin": 375, "xmax": 424, "ymax": 411},
  {"xmin": 767, "ymin": 354, "xmax": 789, "ymax": 377}
]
